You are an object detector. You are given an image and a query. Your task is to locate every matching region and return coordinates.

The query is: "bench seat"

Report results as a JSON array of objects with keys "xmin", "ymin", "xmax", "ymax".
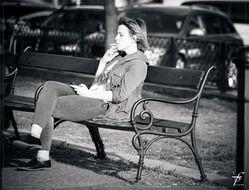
[
  {"xmin": 5, "ymin": 95, "xmax": 189, "ymax": 133},
  {"xmin": 69, "ymin": 118, "xmax": 189, "ymax": 132}
]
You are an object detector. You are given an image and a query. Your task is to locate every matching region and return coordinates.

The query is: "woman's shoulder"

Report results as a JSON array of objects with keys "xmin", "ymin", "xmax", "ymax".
[
  {"xmin": 129, "ymin": 59, "xmax": 147, "ymax": 68},
  {"xmin": 136, "ymin": 51, "xmax": 150, "ymax": 64},
  {"xmin": 122, "ymin": 51, "xmax": 149, "ymax": 64},
  {"xmin": 125, "ymin": 59, "xmax": 147, "ymax": 75},
  {"xmin": 128, "ymin": 56, "xmax": 148, "ymax": 68}
]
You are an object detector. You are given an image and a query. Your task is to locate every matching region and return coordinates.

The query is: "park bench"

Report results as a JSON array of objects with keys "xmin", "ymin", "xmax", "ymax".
[{"xmin": 4, "ymin": 50, "xmax": 215, "ymax": 181}]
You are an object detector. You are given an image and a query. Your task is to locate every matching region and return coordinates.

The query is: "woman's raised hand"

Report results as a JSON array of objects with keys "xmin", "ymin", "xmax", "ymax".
[
  {"xmin": 95, "ymin": 43, "xmax": 118, "ymax": 77},
  {"xmin": 100, "ymin": 43, "xmax": 118, "ymax": 64}
]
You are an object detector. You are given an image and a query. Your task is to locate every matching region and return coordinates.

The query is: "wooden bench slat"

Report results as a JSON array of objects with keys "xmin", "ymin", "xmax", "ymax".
[
  {"xmin": 136, "ymin": 117, "xmax": 189, "ymax": 131},
  {"xmin": 18, "ymin": 52, "xmax": 99, "ymax": 75},
  {"xmin": 146, "ymin": 66, "xmax": 204, "ymax": 89},
  {"xmin": 79, "ymin": 117, "xmax": 189, "ymax": 132},
  {"xmin": 5, "ymin": 95, "xmax": 35, "ymax": 112},
  {"xmin": 81, "ymin": 119, "xmax": 134, "ymax": 131}
]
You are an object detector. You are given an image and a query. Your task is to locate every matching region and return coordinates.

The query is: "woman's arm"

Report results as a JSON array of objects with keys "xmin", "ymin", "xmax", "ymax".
[
  {"xmin": 73, "ymin": 86, "xmax": 113, "ymax": 102},
  {"xmin": 95, "ymin": 59, "xmax": 107, "ymax": 78},
  {"xmin": 95, "ymin": 44, "xmax": 118, "ymax": 77}
]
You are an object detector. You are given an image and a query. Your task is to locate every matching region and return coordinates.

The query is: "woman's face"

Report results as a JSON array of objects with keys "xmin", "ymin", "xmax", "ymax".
[{"xmin": 115, "ymin": 24, "xmax": 135, "ymax": 52}]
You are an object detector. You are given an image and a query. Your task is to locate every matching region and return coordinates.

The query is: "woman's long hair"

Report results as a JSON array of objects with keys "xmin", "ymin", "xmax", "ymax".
[{"xmin": 118, "ymin": 17, "xmax": 149, "ymax": 52}]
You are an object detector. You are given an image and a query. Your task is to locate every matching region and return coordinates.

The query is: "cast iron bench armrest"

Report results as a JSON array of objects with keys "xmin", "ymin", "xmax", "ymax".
[
  {"xmin": 130, "ymin": 97, "xmax": 197, "ymax": 135},
  {"xmin": 130, "ymin": 66, "xmax": 215, "ymax": 136}
]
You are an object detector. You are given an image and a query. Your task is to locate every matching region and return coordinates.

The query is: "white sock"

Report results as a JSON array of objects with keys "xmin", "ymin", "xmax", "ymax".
[
  {"xmin": 37, "ymin": 150, "xmax": 50, "ymax": 161},
  {"xmin": 31, "ymin": 124, "xmax": 42, "ymax": 139}
]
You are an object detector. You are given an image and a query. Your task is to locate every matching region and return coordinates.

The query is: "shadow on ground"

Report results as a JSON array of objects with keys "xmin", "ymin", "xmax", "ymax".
[
  {"xmin": 2, "ymin": 132, "xmax": 230, "ymax": 190},
  {"xmin": 3, "ymin": 134, "xmax": 138, "ymax": 184},
  {"xmin": 52, "ymin": 145, "xmax": 138, "ymax": 183}
]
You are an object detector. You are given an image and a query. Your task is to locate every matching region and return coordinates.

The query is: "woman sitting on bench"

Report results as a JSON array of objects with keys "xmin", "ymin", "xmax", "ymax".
[{"xmin": 17, "ymin": 17, "xmax": 150, "ymax": 171}]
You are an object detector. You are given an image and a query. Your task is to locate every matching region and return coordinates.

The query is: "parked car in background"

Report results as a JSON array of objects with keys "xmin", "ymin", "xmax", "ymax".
[
  {"xmin": 180, "ymin": 0, "xmax": 249, "ymax": 45},
  {"xmin": 120, "ymin": 5, "xmax": 243, "ymax": 88},
  {"xmin": 11, "ymin": 5, "xmax": 107, "ymax": 56}
]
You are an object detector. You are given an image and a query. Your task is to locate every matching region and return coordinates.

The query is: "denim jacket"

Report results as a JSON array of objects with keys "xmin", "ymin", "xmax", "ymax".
[{"xmin": 92, "ymin": 51, "xmax": 149, "ymax": 121}]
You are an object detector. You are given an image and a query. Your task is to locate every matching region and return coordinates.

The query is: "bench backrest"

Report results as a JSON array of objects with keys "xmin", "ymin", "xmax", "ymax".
[
  {"xmin": 17, "ymin": 51, "xmax": 205, "ymax": 90},
  {"xmin": 17, "ymin": 51, "xmax": 99, "ymax": 75},
  {"xmin": 146, "ymin": 66, "xmax": 204, "ymax": 89}
]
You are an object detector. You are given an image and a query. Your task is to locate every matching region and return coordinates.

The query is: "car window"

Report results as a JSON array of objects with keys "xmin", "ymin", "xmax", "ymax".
[
  {"xmin": 125, "ymin": 11, "xmax": 186, "ymax": 34},
  {"xmin": 201, "ymin": 14, "xmax": 221, "ymax": 34},
  {"xmin": 219, "ymin": 16, "xmax": 236, "ymax": 34},
  {"xmin": 20, "ymin": 11, "xmax": 53, "ymax": 24},
  {"xmin": 42, "ymin": 12, "xmax": 65, "ymax": 28},
  {"xmin": 80, "ymin": 12, "xmax": 105, "ymax": 34},
  {"xmin": 42, "ymin": 10, "xmax": 105, "ymax": 33},
  {"xmin": 188, "ymin": 14, "xmax": 207, "ymax": 35}
]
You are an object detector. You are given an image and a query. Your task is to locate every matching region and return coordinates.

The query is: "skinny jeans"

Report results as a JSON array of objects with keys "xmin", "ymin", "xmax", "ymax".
[{"xmin": 32, "ymin": 81, "xmax": 108, "ymax": 151}]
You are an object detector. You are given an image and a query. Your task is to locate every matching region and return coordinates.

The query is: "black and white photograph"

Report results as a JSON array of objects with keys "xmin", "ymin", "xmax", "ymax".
[{"xmin": 1, "ymin": 0, "xmax": 249, "ymax": 189}]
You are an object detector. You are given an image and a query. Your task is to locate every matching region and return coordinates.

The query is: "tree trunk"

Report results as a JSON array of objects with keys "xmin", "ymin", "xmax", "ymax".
[{"xmin": 104, "ymin": 0, "xmax": 118, "ymax": 50}]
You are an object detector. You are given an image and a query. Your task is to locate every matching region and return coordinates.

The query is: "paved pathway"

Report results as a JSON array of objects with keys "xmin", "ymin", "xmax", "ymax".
[{"xmin": 2, "ymin": 132, "xmax": 232, "ymax": 190}]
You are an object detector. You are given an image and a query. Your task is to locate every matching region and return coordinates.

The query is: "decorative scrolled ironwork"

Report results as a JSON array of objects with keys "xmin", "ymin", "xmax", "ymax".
[
  {"xmin": 132, "ymin": 133, "xmax": 166, "ymax": 154},
  {"xmin": 136, "ymin": 108, "xmax": 154, "ymax": 131},
  {"xmin": 142, "ymin": 100, "xmax": 148, "ymax": 110}
]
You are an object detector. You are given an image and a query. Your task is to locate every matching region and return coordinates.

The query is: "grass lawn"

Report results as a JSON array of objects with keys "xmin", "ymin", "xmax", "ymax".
[{"xmin": 10, "ymin": 75, "xmax": 237, "ymax": 178}]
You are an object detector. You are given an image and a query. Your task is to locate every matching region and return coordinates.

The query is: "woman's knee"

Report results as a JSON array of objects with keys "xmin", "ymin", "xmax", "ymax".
[
  {"xmin": 43, "ymin": 81, "xmax": 71, "ymax": 95},
  {"xmin": 43, "ymin": 81, "xmax": 59, "ymax": 90}
]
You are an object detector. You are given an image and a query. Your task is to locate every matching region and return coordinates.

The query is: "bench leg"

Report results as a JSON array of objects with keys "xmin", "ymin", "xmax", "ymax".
[
  {"xmin": 5, "ymin": 108, "xmax": 20, "ymax": 139},
  {"xmin": 133, "ymin": 135, "xmax": 145, "ymax": 182},
  {"xmin": 87, "ymin": 125, "xmax": 106, "ymax": 159},
  {"xmin": 191, "ymin": 132, "xmax": 207, "ymax": 181},
  {"xmin": 136, "ymin": 148, "xmax": 145, "ymax": 182},
  {"xmin": 191, "ymin": 147, "xmax": 206, "ymax": 181}
]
